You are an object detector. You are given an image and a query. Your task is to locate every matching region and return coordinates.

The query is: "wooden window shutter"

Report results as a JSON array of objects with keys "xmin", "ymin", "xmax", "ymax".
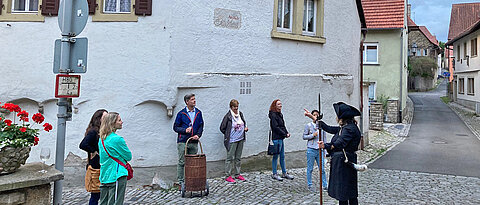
[
  {"xmin": 87, "ymin": 0, "xmax": 96, "ymax": 14},
  {"xmin": 135, "ymin": 0, "xmax": 152, "ymax": 16},
  {"xmin": 41, "ymin": 0, "xmax": 60, "ymax": 16}
]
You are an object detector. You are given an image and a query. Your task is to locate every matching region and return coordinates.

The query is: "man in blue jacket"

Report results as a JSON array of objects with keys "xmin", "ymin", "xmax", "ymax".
[{"xmin": 173, "ymin": 93, "xmax": 204, "ymax": 186}]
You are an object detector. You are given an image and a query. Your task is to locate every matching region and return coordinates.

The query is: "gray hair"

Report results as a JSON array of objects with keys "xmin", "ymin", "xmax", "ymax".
[{"xmin": 184, "ymin": 93, "xmax": 195, "ymax": 104}]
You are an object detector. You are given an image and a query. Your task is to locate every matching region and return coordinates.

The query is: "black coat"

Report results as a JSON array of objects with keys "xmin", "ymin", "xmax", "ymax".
[
  {"xmin": 219, "ymin": 111, "xmax": 246, "ymax": 151},
  {"xmin": 79, "ymin": 130, "xmax": 100, "ymax": 169},
  {"xmin": 269, "ymin": 111, "xmax": 288, "ymax": 140},
  {"xmin": 320, "ymin": 120, "xmax": 361, "ymax": 201}
]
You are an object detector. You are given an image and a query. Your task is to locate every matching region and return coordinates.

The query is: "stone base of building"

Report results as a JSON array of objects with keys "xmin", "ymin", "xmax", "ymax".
[{"xmin": 456, "ymin": 98, "xmax": 480, "ymax": 115}]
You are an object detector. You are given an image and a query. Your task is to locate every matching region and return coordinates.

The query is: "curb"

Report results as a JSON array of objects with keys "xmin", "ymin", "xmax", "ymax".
[{"xmin": 447, "ymin": 102, "xmax": 480, "ymax": 142}]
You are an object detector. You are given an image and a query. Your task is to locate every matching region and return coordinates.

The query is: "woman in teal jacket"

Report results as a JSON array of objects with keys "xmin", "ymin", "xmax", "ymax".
[{"xmin": 98, "ymin": 112, "xmax": 132, "ymax": 205}]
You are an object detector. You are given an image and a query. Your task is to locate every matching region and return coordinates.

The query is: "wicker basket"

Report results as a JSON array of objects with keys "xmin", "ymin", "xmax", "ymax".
[{"xmin": 184, "ymin": 138, "xmax": 206, "ymax": 192}]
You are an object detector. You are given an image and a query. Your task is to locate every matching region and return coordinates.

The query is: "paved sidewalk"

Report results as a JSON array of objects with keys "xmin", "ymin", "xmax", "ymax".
[
  {"xmin": 448, "ymin": 102, "xmax": 480, "ymax": 141},
  {"xmin": 63, "ymin": 123, "xmax": 480, "ymax": 204}
]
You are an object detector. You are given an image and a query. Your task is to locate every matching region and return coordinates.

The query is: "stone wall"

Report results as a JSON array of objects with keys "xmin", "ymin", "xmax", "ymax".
[
  {"xmin": 386, "ymin": 100, "xmax": 399, "ymax": 123},
  {"xmin": 369, "ymin": 102, "xmax": 383, "ymax": 130}
]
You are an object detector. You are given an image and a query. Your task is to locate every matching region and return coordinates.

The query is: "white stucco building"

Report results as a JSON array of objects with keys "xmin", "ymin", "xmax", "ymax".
[{"xmin": 1, "ymin": 0, "xmax": 367, "ymax": 168}]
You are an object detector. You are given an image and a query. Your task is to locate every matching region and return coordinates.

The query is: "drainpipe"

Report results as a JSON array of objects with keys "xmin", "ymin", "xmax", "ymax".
[
  {"xmin": 399, "ymin": 28, "xmax": 404, "ymax": 122},
  {"xmin": 359, "ymin": 28, "xmax": 367, "ymax": 149}
]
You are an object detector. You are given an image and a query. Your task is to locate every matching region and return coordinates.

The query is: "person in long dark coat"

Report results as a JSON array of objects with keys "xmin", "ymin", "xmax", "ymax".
[{"xmin": 304, "ymin": 102, "xmax": 362, "ymax": 205}]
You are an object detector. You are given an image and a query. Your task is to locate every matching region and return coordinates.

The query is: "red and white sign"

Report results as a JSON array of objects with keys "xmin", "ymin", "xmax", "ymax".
[{"xmin": 55, "ymin": 74, "xmax": 81, "ymax": 98}]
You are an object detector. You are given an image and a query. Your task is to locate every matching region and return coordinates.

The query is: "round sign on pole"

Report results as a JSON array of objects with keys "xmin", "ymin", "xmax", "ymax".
[{"xmin": 58, "ymin": 0, "xmax": 89, "ymax": 36}]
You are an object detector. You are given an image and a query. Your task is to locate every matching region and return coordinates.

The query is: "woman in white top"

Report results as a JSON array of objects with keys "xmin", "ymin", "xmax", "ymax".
[{"xmin": 220, "ymin": 99, "xmax": 248, "ymax": 183}]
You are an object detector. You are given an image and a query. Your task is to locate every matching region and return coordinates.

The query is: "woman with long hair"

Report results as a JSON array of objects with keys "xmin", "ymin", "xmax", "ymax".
[
  {"xmin": 80, "ymin": 109, "xmax": 108, "ymax": 205},
  {"xmin": 305, "ymin": 102, "xmax": 362, "ymax": 205},
  {"xmin": 98, "ymin": 112, "xmax": 132, "ymax": 205},
  {"xmin": 269, "ymin": 99, "xmax": 294, "ymax": 181}
]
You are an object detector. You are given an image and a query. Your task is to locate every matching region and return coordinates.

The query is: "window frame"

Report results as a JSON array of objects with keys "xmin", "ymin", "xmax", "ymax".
[
  {"xmin": 467, "ymin": 77, "xmax": 475, "ymax": 95},
  {"xmin": 423, "ymin": 49, "xmax": 428, "ymax": 56},
  {"xmin": 92, "ymin": 0, "xmax": 137, "ymax": 22},
  {"xmin": 11, "ymin": 0, "xmax": 39, "ymax": 13},
  {"xmin": 302, "ymin": 0, "xmax": 317, "ymax": 36},
  {"xmin": 276, "ymin": 0, "xmax": 293, "ymax": 33},
  {"xmin": 271, "ymin": 0, "xmax": 325, "ymax": 44},
  {"xmin": 457, "ymin": 45, "xmax": 461, "ymax": 61},
  {"xmin": 103, "ymin": 0, "xmax": 131, "ymax": 14},
  {"xmin": 363, "ymin": 43, "xmax": 379, "ymax": 64},
  {"xmin": 458, "ymin": 78, "xmax": 465, "ymax": 94},
  {"xmin": 0, "ymin": 0, "xmax": 44, "ymax": 22},
  {"xmin": 471, "ymin": 38, "xmax": 478, "ymax": 57}
]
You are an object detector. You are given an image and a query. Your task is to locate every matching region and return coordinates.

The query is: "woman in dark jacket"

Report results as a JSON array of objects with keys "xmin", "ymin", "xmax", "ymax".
[
  {"xmin": 79, "ymin": 109, "xmax": 108, "ymax": 205},
  {"xmin": 305, "ymin": 102, "xmax": 362, "ymax": 205},
  {"xmin": 269, "ymin": 99, "xmax": 294, "ymax": 181},
  {"xmin": 219, "ymin": 99, "xmax": 248, "ymax": 183}
]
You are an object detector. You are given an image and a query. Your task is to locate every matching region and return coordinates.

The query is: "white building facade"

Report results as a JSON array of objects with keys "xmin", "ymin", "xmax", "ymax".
[{"xmin": 0, "ymin": 0, "xmax": 366, "ymax": 167}]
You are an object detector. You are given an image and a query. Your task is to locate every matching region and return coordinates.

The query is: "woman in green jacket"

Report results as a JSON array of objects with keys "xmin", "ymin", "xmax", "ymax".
[{"xmin": 98, "ymin": 112, "xmax": 132, "ymax": 205}]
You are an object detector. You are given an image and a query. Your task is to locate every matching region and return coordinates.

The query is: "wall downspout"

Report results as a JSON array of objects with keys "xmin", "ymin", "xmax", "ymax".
[
  {"xmin": 399, "ymin": 28, "xmax": 404, "ymax": 122},
  {"xmin": 360, "ymin": 29, "xmax": 367, "ymax": 149}
]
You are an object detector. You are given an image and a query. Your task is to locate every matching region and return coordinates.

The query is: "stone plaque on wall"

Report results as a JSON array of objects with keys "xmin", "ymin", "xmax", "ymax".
[{"xmin": 214, "ymin": 8, "xmax": 241, "ymax": 29}]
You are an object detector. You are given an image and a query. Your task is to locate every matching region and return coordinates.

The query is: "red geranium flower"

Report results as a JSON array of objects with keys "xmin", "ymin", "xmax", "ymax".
[
  {"xmin": 34, "ymin": 137, "xmax": 39, "ymax": 146},
  {"xmin": 19, "ymin": 127, "xmax": 27, "ymax": 132},
  {"xmin": 17, "ymin": 110, "xmax": 29, "ymax": 118},
  {"xmin": 43, "ymin": 123, "xmax": 53, "ymax": 132},
  {"xmin": 2, "ymin": 103, "xmax": 21, "ymax": 113},
  {"xmin": 4, "ymin": 120, "xmax": 12, "ymax": 126},
  {"xmin": 32, "ymin": 113, "xmax": 45, "ymax": 124}
]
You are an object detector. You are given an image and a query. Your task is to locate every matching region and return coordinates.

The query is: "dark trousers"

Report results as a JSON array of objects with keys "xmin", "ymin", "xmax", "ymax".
[
  {"xmin": 339, "ymin": 198, "xmax": 358, "ymax": 205},
  {"xmin": 89, "ymin": 192, "xmax": 100, "ymax": 205}
]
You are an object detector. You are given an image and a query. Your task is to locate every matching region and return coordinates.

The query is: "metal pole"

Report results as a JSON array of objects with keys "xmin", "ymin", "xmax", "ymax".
[
  {"xmin": 53, "ymin": 0, "xmax": 73, "ymax": 204},
  {"xmin": 318, "ymin": 93, "xmax": 323, "ymax": 205}
]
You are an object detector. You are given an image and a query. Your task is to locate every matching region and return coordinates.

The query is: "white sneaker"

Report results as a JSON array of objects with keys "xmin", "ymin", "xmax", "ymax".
[{"xmin": 353, "ymin": 163, "xmax": 368, "ymax": 172}]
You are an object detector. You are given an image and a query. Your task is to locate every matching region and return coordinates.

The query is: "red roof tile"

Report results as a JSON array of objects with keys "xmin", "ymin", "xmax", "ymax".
[
  {"xmin": 447, "ymin": 3, "xmax": 480, "ymax": 41},
  {"xmin": 361, "ymin": 0, "xmax": 405, "ymax": 29},
  {"xmin": 407, "ymin": 16, "xmax": 416, "ymax": 27},
  {"xmin": 418, "ymin": 26, "xmax": 439, "ymax": 46}
]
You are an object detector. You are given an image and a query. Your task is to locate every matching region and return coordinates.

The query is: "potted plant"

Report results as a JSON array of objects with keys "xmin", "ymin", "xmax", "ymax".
[{"xmin": 0, "ymin": 102, "xmax": 53, "ymax": 174}]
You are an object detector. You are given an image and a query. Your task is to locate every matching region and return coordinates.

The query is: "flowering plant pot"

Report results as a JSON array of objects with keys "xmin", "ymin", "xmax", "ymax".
[{"xmin": 0, "ymin": 102, "xmax": 53, "ymax": 174}]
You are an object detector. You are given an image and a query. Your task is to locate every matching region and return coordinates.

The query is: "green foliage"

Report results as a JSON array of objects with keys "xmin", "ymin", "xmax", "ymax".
[
  {"xmin": 440, "ymin": 96, "xmax": 451, "ymax": 104},
  {"xmin": 408, "ymin": 57, "xmax": 437, "ymax": 79},
  {"xmin": 377, "ymin": 94, "xmax": 389, "ymax": 112},
  {"xmin": 439, "ymin": 41, "xmax": 445, "ymax": 50}
]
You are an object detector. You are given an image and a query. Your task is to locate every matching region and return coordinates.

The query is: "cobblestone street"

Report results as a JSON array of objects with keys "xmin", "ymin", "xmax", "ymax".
[
  {"xmin": 63, "ymin": 122, "xmax": 480, "ymax": 204},
  {"xmin": 63, "ymin": 168, "xmax": 480, "ymax": 204}
]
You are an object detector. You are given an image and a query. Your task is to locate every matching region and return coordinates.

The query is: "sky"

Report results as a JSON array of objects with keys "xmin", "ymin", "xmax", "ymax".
[{"xmin": 409, "ymin": 0, "xmax": 480, "ymax": 43}]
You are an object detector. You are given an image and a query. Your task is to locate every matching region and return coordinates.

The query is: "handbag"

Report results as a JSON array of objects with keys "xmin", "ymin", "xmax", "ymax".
[
  {"xmin": 101, "ymin": 139, "xmax": 134, "ymax": 180},
  {"xmin": 85, "ymin": 165, "xmax": 101, "ymax": 193},
  {"xmin": 267, "ymin": 129, "xmax": 280, "ymax": 155}
]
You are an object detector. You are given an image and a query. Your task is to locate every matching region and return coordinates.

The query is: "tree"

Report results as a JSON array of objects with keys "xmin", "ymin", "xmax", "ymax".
[{"xmin": 408, "ymin": 57, "xmax": 437, "ymax": 79}]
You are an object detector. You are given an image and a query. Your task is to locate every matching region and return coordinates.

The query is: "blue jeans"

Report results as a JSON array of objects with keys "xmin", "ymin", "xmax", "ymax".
[
  {"xmin": 306, "ymin": 148, "xmax": 327, "ymax": 188},
  {"xmin": 89, "ymin": 192, "xmax": 100, "ymax": 205},
  {"xmin": 272, "ymin": 139, "xmax": 286, "ymax": 175}
]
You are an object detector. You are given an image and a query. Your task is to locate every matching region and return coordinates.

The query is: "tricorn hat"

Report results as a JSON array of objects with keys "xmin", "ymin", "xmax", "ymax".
[{"xmin": 333, "ymin": 102, "xmax": 361, "ymax": 119}]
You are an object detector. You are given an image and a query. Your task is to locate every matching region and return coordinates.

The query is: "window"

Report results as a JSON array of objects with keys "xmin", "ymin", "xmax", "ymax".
[
  {"xmin": 277, "ymin": 0, "xmax": 293, "ymax": 32},
  {"xmin": 459, "ymin": 78, "xmax": 465, "ymax": 94},
  {"xmin": 0, "ymin": 0, "xmax": 44, "ymax": 22},
  {"xmin": 467, "ymin": 78, "xmax": 475, "ymax": 95},
  {"xmin": 302, "ymin": 0, "xmax": 316, "ymax": 35},
  {"xmin": 471, "ymin": 38, "xmax": 478, "ymax": 57},
  {"xmin": 363, "ymin": 44, "xmax": 378, "ymax": 64},
  {"xmin": 11, "ymin": 0, "xmax": 38, "ymax": 12},
  {"xmin": 464, "ymin": 42, "xmax": 467, "ymax": 59},
  {"xmin": 240, "ymin": 82, "xmax": 251, "ymax": 95},
  {"xmin": 457, "ymin": 45, "xmax": 461, "ymax": 61},
  {"xmin": 272, "ymin": 0, "xmax": 325, "ymax": 44},
  {"xmin": 423, "ymin": 49, "xmax": 428, "ymax": 56},
  {"xmin": 368, "ymin": 83, "xmax": 376, "ymax": 101},
  {"xmin": 104, "ymin": 0, "xmax": 131, "ymax": 13}
]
